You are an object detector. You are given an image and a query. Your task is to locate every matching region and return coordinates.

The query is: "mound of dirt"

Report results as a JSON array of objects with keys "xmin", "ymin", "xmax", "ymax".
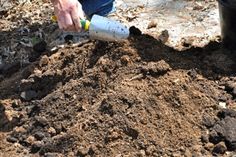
[{"xmin": 0, "ymin": 31, "xmax": 236, "ymax": 157}]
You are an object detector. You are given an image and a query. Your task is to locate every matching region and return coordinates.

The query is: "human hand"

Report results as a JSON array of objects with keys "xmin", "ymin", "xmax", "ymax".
[{"xmin": 52, "ymin": 0, "xmax": 85, "ymax": 32}]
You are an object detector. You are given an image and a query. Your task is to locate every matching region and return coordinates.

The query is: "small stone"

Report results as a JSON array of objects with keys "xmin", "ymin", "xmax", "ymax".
[
  {"xmin": 193, "ymin": 4, "xmax": 204, "ymax": 10},
  {"xmin": 202, "ymin": 116, "xmax": 216, "ymax": 128},
  {"xmin": 31, "ymin": 141, "xmax": 43, "ymax": 153},
  {"xmin": 14, "ymin": 126, "xmax": 27, "ymax": 134},
  {"xmin": 141, "ymin": 60, "xmax": 171, "ymax": 76},
  {"xmin": 187, "ymin": 69, "xmax": 198, "ymax": 79},
  {"xmin": 218, "ymin": 95, "xmax": 227, "ymax": 102},
  {"xmin": 184, "ymin": 149, "xmax": 192, "ymax": 157},
  {"xmin": 201, "ymin": 134, "xmax": 209, "ymax": 143},
  {"xmin": 147, "ymin": 19, "xmax": 157, "ymax": 29},
  {"xmin": 158, "ymin": 30, "xmax": 169, "ymax": 44},
  {"xmin": 139, "ymin": 150, "xmax": 146, "ymax": 156},
  {"xmin": 20, "ymin": 90, "xmax": 37, "ymax": 101},
  {"xmin": 48, "ymin": 127, "xmax": 56, "ymax": 136},
  {"xmin": 219, "ymin": 102, "xmax": 227, "ymax": 109},
  {"xmin": 179, "ymin": 146, "xmax": 185, "ymax": 152},
  {"xmin": 97, "ymin": 57, "xmax": 109, "ymax": 66},
  {"xmin": 209, "ymin": 130, "xmax": 222, "ymax": 144},
  {"xmin": 26, "ymin": 135, "xmax": 35, "ymax": 144},
  {"xmin": 223, "ymin": 117, "xmax": 236, "ymax": 151},
  {"xmin": 35, "ymin": 116, "xmax": 48, "ymax": 126},
  {"xmin": 34, "ymin": 69, "xmax": 42, "ymax": 75},
  {"xmin": 14, "ymin": 142, "xmax": 23, "ymax": 149},
  {"xmin": 192, "ymin": 145, "xmax": 202, "ymax": 152},
  {"xmin": 204, "ymin": 143, "xmax": 214, "ymax": 151},
  {"xmin": 136, "ymin": 56, "xmax": 141, "ymax": 62},
  {"xmin": 6, "ymin": 136, "xmax": 18, "ymax": 143},
  {"xmin": 39, "ymin": 55, "xmax": 49, "ymax": 67},
  {"xmin": 72, "ymin": 95, "xmax": 77, "ymax": 99},
  {"xmin": 120, "ymin": 55, "xmax": 131, "ymax": 65},
  {"xmin": 34, "ymin": 131, "xmax": 45, "ymax": 140},
  {"xmin": 22, "ymin": 148, "xmax": 29, "ymax": 155},
  {"xmin": 77, "ymin": 146, "xmax": 90, "ymax": 156},
  {"xmin": 54, "ymin": 123, "xmax": 62, "ymax": 133},
  {"xmin": 4, "ymin": 109, "xmax": 18, "ymax": 121},
  {"xmin": 213, "ymin": 142, "xmax": 227, "ymax": 154}
]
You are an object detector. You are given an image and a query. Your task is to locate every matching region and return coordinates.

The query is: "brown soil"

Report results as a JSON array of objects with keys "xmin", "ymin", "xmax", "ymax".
[
  {"xmin": 0, "ymin": 32, "xmax": 236, "ymax": 157},
  {"xmin": 1, "ymin": 0, "xmax": 236, "ymax": 157}
]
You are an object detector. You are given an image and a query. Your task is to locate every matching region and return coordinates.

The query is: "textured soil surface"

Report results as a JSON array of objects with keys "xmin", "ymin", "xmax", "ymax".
[{"xmin": 1, "ymin": 0, "xmax": 236, "ymax": 157}]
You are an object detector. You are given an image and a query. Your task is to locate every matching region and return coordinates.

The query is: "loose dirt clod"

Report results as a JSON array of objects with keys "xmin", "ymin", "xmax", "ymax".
[
  {"xmin": 212, "ymin": 142, "xmax": 227, "ymax": 155},
  {"xmin": 20, "ymin": 90, "xmax": 37, "ymax": 101},
  {"xmin": 206, "ymin": 109, "xmax": 236, "ymax": 152},
  {"xmin": 147, "ymin": 20, "xmax": 157, "ymax": 29}
]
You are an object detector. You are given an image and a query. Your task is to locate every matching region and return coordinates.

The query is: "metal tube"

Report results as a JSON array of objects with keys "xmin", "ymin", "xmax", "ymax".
[{"xmin": 89, "ymin": 15, "xmax": 130, "ymax": 41}]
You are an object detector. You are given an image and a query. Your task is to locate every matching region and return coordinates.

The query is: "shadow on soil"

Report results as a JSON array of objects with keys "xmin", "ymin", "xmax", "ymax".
[{"xmin": 129, "ymin": 34, "xmax": 236, "ymax": 79}]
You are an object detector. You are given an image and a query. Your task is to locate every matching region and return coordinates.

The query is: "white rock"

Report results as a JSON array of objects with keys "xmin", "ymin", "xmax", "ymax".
[{"xmin": 219, "ymin": 102, "xmax": 227, "ymax": 109}]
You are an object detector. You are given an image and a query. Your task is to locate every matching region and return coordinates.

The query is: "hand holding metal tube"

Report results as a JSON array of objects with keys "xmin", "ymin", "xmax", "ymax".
[
  {"xmin": 50, "ymin": 0, "xmax": 131, "ymax": 41},
  {"xmin": 51, "ymin": 0, "xmax": 85, "ymax": 32}
]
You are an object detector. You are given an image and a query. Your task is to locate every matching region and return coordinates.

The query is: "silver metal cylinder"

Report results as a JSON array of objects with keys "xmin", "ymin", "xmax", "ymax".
[{"xmin": 89, "ymin": 15, "xmax": 129, "ymax": 41}]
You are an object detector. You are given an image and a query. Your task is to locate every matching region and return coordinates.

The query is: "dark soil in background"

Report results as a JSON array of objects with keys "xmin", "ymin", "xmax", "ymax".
[{"xmin": 0, "ymin": 30, "xmax": 236, "ymax": 157}]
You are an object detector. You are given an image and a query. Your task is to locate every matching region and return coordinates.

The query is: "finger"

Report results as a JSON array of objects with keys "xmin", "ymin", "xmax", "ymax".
[
  {"xmin": 57, "ymin": 12, "xmax": 68, "ymax": 30},
  {"xmin": 58, "ymin": 12, "xmax": 73, "ymax": 31},
  {"xmin": 64, "ymin": 12, "xmax": 73, "ymax": 28},
  {"xmin": 71, "ymin": 8, "xmax": 82, "ymax": 32},
  {"xmin": 65, "ymin": 25, "xmax": 76, "ymax": 32},
  {"xmin": 72, "ymin": 17, "xmax": 81, "ymax": 32}
]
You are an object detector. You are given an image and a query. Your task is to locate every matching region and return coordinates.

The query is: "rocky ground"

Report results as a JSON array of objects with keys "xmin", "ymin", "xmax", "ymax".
[{"xmin": 1, "ymin": 0, "xmax": 236, "ymax": 157}]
